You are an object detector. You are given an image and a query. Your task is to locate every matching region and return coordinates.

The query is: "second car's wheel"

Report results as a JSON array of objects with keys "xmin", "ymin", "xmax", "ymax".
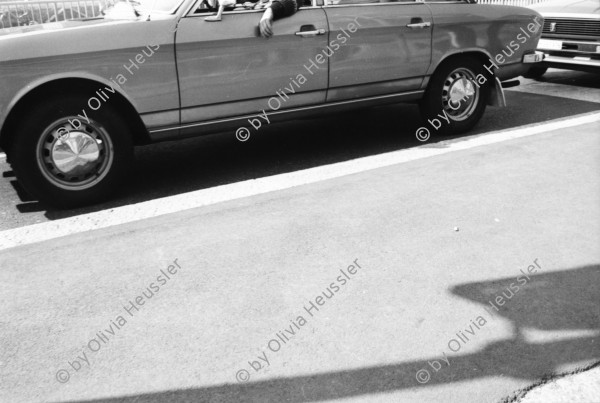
[
  {"xmin": 10, "ymin": 96, "xmax": 133, "ymax": 208},
  {"xmin": 523, "ymin": 66, "xmax": 547, "ymax": 79},
  {"xmin": 420, "ymin": 57, "xmax": 490, "ymax": 136}
]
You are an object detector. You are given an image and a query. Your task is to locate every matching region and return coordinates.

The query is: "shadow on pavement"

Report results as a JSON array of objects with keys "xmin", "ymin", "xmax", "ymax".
[
  {"xmin": 61, "ymin": 265, "xmax": 600, "ymax": 403},
  {"xmin": 532, "ymin": 70, "xmax": 600, "ymax": 90}
]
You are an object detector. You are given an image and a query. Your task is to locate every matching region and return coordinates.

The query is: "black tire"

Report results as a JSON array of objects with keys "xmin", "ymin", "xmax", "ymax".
[
  {"xmin": 420, "ymin": 57, "xmax": 490, "ymax": 136},
  {"xmin": 10, "ymin": 96, "xmax": 133, "ymax": 208},
  {"xmin": 523, "ymin": 66, "xmax": 547, "ymax": 79}
]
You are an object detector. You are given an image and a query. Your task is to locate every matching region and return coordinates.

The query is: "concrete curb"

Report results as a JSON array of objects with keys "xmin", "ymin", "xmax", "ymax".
[{"xmin": 502, "ymin": 361, "xmax": 600, "ymax": 403}]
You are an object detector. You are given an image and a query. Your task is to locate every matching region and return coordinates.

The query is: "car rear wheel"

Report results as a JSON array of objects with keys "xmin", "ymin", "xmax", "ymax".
[
  {"xmin": 523, "ymin": 66, "xmax": 547, "ymax": 79},
  {"xmin": 10, "ymin": 97, "xmax": 132, "ymax": 208},
  {"xmin": 420, "ymin": 57, "xmax": 490, "ymax": 136}
]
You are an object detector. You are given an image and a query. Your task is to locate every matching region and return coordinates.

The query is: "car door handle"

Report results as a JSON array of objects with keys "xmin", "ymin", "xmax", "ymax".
[
  {"xmin": 295, "ymin": 28, "xmax": 326, "ymax": 37},
  {"xmin": 407, "ymin": 22, "xmax": 431, "ymax": 29},
  {"xmin": 407, "ymin": 18, "xmax": 431, "ymax": 29}
]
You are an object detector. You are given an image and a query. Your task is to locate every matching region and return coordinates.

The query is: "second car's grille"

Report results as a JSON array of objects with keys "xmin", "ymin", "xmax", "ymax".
[{"xmin": 543, "ymin": 18, "xmax": 600, "ymax": 38}]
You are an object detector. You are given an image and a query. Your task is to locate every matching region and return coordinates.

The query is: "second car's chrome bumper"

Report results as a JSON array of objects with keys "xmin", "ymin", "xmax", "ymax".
[{"xmin": 542, "ymin": 55, "xmax": 600, "ymax": 68}]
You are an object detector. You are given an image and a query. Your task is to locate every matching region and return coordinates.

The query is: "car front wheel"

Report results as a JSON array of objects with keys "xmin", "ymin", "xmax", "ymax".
[
  {"xmin": 10, "ymin": 96, "xmax": 132, "ymax": 208},
  {"xmin": 420, "ymin": 57, "xmax": 490, "ymax": 136}
]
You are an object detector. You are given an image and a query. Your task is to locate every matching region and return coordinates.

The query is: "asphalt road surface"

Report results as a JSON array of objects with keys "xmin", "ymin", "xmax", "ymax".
[{"xmin": 0, "ymin": 69, "xmax": 599, "ymax": 403}]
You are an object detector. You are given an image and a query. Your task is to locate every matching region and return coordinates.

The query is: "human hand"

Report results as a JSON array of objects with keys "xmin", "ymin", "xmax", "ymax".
[{"xmin": 259, "ymin": 8, "xmax": 274, "ymax": 38}]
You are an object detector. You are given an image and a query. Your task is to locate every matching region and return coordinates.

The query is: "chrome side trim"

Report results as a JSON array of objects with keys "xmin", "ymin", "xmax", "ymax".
[
  {"xmin": 141, "ymin": 110, "xmax": 180, "ymax": 129},
  {"xmin": 149, "ymin": 90, "xmax": 425, "ymax": 134}
]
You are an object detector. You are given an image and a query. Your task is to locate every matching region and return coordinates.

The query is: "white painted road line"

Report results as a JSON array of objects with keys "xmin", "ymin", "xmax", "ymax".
[{"xmin": 1, "ymin": 111, "xmax": 599, "ymax": 251}]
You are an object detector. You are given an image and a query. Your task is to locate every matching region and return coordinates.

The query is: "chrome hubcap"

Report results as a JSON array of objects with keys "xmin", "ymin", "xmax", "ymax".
[
  {"xmin": 449, "ymin": 78, "xmax": 475, "ymax": 104},
  {"xmin": 442, "ymin": 68, "xmax": 479, "ymax": 122},
  {"xmin": 52, "ymin": 131, "xmax": 101, "ymax": 176},
  {"xmin": 37, "ymin": 118, "xmax": 114, "ymax": 190}
]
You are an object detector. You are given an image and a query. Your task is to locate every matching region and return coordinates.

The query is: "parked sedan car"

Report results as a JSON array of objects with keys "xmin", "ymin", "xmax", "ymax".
[
  {"xmin": 0, "ymin": 0, "xmax": 543, "ymax": 207},
  {"xmin": 525, "ymin": 0, "xmax": 600, "ymax": 78}
]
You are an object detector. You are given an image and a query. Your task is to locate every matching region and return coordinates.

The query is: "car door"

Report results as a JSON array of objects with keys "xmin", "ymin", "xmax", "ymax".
[
  {"xmin": 322, "ymin": 0, "xmax": 432, "ymax": 102},
  {"xmin": 175, "ymin": 0, "xmax": 329, "ymax": 126}
]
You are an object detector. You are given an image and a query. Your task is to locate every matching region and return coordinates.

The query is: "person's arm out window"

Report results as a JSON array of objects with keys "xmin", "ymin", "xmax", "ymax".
[{"xmin": 259, "ymin": 0, "xmax": 299, "ymax": 38}]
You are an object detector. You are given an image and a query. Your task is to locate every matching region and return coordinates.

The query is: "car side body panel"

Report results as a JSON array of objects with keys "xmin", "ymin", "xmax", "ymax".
[
  {"xmin": 0, "ymin": 17, "xmax": 181, "ymax": 137},
  {"xmin": 175, "ymin": 7, "xmax": 329, "ymax": 125},
  {"xmin": 426, "ymin": 3, "xmax": 542, "ymax": 81},
  {"xmin": 322, "ymin": 2, "xmax": 432, "ymax": 102}
]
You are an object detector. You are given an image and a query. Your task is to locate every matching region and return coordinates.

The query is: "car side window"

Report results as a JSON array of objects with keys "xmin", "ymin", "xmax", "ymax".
[
  {"xmin": 327, "ymin": 0, "xmax": 416, "ymax": 4},
  {"xmin": 193, "ymin": 0, "xmax": 246, "ymax": 14},
  {"xmin": 193, "ymin": 0, "xmax": 313, "ymax": 14}
]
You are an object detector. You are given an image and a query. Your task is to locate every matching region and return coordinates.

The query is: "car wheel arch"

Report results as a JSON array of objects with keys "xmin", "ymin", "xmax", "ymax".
[
  {"xmin": 429, "ymin": 50, "xmax": 493, "ymax": 79},
  {"xmin": 0, "ymin": 77, "xmax": 150, "ymax": 155},
  {"xmin": 424, "ymin": 50, "xmax": 497, "ymax": 103}
]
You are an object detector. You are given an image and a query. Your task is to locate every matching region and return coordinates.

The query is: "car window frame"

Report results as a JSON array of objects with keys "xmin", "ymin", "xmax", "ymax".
[
  {"xmin": 123, "ymin": 0, "xmax": 188, "ymax": 15},
  {"xmin": 185, "ymin": 0, "xmax": 319, "ymax": 17},
  {"xmin": 323, "ymin": 0, "xmax": 465, "ymax": 5},
  {"xmin": 323, "ymin": 0, "xmax": 422, "ymax": 6}
]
